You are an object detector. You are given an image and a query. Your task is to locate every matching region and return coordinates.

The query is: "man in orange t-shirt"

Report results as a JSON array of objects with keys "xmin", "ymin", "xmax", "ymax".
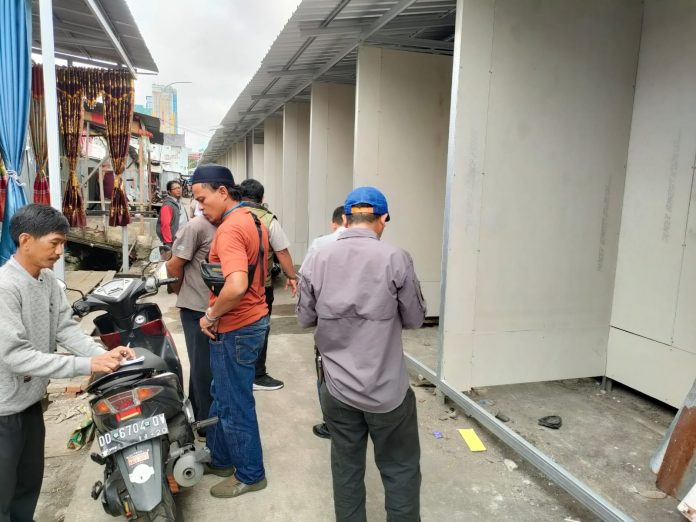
[{"xmin": 190, "ymin": 164, "xmax": 270, "ymax": 499}]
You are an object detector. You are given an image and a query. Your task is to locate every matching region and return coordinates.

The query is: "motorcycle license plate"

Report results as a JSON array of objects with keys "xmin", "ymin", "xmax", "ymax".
[{"xmin": 98, "ymin": 414, "xmax": 168, "ymax": 457}]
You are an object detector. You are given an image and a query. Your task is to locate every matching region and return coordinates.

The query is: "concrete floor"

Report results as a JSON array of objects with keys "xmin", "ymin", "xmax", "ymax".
[{"xmin": 56, "ymin": 280, "xmax": 683, "ymax": 521}]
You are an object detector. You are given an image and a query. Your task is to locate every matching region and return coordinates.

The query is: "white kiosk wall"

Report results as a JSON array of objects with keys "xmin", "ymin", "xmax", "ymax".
[
  {"xmin": 609, "ymin": 0, "xmax": 696, "ymax": 407},
  {"xmin": 263, "ymin": 116, "xmax": 284, "ymax": 221},
  {"xmin": 253, "ymin": 144, "xmax": 265, "ymax": 184},
  {"xmin": 308, "ymin": 82, "xmax": 355, "ymax": 242},
  {"xmin": 440, "ymin": 0, "xmax": 642, "ymax": 391},
  {"xmin": 283, "ymin": 102, "xmax": 311, "ymax": 262},
  {"xmin": 353, "ymin": 46, "xmax": 451, "ymax": 314}
]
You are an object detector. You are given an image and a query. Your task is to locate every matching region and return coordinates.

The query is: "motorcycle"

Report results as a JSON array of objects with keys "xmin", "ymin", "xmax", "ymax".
[{"xmin": 72, "ymin": 247, "xmax": 217, "ymax": 521}]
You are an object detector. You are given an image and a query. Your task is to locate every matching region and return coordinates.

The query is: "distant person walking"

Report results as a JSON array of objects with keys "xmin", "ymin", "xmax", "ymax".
[
  {"xmin": 297, "ymin": 187, "xmax": 426, "ymax": 521},
  {"xmin": 157, "ymin": 180, "xmax": 189, "ymax": 247}
]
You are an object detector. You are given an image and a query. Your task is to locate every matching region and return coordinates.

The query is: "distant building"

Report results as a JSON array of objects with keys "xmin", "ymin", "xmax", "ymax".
[
  {"xmin": 152, "ymin": 84, "xmax": 178, "ymax": 134},
  {"xmin": 151, "ymin": 133, "xmax": 189, "ymax": 191}
]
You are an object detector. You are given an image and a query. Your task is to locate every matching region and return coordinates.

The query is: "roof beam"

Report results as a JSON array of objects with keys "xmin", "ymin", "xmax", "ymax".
[
  {"xmin": 298, "ymin": 12, "xmax": 456, "ymax": 38},
  {"xmin": 82, "ymin": 0, "xmax": 136, "ymax": 77},
  {"xmin": 366, "ymin": 36, "xmax": 454, "ymax": 51}
]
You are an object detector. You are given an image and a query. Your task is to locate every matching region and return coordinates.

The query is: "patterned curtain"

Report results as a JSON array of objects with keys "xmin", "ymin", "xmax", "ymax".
[
  {"xmin": 30, "ymin": 64, "xmax": 49, "ymax": 205},
  {"xmin": 84, "ymin": 68, "xmax": 104, "ymax": 110},
  {"xmin": 57, "ymin": 66, "xmax": 86, "ymax": 227},
  {"xmin": 103, "ymin": 70, "xmax": 134, "ymax": 227}
]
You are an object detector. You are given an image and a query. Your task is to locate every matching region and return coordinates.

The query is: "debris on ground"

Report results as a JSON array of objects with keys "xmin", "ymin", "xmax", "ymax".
[
  {"xmin": 638, "ymin": 489, "xmax": 668, "ymax": 500},
  {"xmin": 459, "ymin": 428, "xmax": 486, "ymax": 452},
  {"xmin": 433, "ymin": 431, "xmax": 443, "ymax": 439},
  {"xmin": 413, "ymin": 374, "xmax": 435, "ymax": 387},
  {"xmin": 448, "ymin": 407, "xmax": 458, "ymax": 419},
  {"xmin": 538, "ymin": 415, "xmax": 563, "ymax": 429},
  {"xmin": 478, "ymin": 399, "xmax": 495, "ymax": 407},
  {"xmin": 495, "ymin": 412, "xmax": 510, "ymax": 423},
  {"xmin": 503, "ymin": 459, "xmax": 518, "ymax": 472}
]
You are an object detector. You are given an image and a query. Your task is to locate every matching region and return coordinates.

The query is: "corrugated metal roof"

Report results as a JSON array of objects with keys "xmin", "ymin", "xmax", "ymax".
[
  {"xmin": 31, "ymin": 0, "xmax": 158, "ymax": 74},
  {"xmin": 203, "ymin": 0, "xmax": 455, "ymax": 162}
]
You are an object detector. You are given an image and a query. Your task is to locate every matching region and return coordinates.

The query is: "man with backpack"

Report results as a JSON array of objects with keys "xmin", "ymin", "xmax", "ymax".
[{"xmin": 190, "ymin": 165, "xmax": 270, "ymax": 499}]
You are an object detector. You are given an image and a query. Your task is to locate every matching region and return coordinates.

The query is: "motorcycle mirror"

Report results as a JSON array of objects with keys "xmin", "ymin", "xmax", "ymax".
[{"xmin": 149, "ymin": 245, "xmax": 172, "ymax": 263}]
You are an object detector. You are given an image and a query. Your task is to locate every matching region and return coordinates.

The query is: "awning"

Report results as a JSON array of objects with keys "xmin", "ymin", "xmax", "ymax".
[
  {"xmin": 31, "ymin": 0, "xmax": 158, "ymax": 75},
  {"xmin": 202, "ymin": 0, "xmax": 456, "ymax": 162}
]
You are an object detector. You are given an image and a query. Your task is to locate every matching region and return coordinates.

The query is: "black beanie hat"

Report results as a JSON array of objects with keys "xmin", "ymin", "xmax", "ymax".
[{"xmin": 190, "ymin": 164, "xmax": 236, "ymax": 186}]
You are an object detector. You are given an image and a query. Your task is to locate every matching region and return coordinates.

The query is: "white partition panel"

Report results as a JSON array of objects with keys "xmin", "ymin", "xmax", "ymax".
[
  {"xmin": 354, "ymin": 46, "xmax": 451, "ymax": 314},
  {"xmin": 608, "ymin": 0, "xmax": 696, "ymax": 407},
  {"xmin": 253, "ymin": 144, "xmax": 265, "ymax": 184},
  {"xmin": 263, "ymin": 116, "xmax": 284, "ymax": 220},
  {"xmin": 282, "ymin": 102, "xmax": 311, "ymax": 262},
  {"xmin": 441, "ymin": 0, "xmax": 642, "ymax": 390},
  {"xmin": 308, "ymin": 82, "xmax": 355, "ymax": 242}
]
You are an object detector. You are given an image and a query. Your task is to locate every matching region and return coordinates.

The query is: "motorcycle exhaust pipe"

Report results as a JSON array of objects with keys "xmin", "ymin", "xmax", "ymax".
[{"xmin": 192, "ymin": 416, "xmax": 218, "ymax": 431}]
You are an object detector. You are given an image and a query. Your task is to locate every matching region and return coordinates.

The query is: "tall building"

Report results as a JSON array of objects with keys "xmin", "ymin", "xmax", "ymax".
[{"xmin": 152, "ymin": 84, "xmax": 178, "ymax": 134}]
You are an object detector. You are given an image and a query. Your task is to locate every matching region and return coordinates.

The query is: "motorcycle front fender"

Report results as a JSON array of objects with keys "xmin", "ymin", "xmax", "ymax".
[{"xmin": 114, "ymin": 439, "xmax": 164, "ymax": 513}]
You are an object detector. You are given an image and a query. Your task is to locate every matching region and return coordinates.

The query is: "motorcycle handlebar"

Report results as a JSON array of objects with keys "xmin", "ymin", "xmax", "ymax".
[{"xmin": 158, "ymin": 277, "xmax": 179, "ymax": 286}]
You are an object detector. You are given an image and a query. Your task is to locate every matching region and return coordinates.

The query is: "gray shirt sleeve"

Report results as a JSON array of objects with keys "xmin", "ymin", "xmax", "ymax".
[
  {"xmin": 268, "ymin": 219, "xmax": 291, "ymax": 252},
  {"xmin": 54, "ymin": 286, "xmax": 107, "ymax": 364},
  {"xmin": 396, "ymin": 250, "xmax": 427, "ymax": 329},
  {"xmin": 297, "ymin": 268, "xmax": 317, "ymax": 328},
  {"xmin": 0, "ymin": 286, "xmax": 102, "ymax": 379}
]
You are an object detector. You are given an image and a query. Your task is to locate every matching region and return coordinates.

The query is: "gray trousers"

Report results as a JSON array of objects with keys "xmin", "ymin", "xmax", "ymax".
[
  {"xmin": 320, "ymin": 384, "xmax": 421, "ymax": 522},
  {"xmin": 0, "ymin": 402, "xmax": 45, "ymax": 522}
]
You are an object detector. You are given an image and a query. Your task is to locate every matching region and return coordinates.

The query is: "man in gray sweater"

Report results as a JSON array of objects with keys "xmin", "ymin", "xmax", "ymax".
[{"xmin": 0, "ymin": 204, "xmax": 134, "ymax": 522}]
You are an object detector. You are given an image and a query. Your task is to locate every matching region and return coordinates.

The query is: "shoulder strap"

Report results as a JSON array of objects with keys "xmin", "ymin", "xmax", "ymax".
[{"xmin": 247, "ymin": 212, "xmax": 265, "ymax": 290}]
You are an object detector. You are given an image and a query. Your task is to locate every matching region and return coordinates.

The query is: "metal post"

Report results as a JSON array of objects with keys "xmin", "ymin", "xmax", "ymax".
[
  {"xmin": 121, "ymin": 226, "xmax": 129, "ymax": 272},
  {"xmin": 138, "ymin": 135, "xmax": 145, "ymax": 235},
  {"xmin": 39, "ymin": 0, "xmax": 65, "ymax": 280}
]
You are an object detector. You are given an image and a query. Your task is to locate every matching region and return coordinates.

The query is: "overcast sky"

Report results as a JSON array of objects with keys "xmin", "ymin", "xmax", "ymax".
[{"xmin": 125, "ymin": 0, "xmax": 301, "ymax": 152}]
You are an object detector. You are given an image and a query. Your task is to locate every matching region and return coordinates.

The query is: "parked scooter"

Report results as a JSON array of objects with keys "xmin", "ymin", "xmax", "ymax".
[{"xmin": 72, "ymin": 247, "xmax": 217, "ymax": 521}]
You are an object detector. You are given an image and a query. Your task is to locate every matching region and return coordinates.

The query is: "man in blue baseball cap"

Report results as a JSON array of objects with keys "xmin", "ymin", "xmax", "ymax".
[{"xmin": 297, "ymin": 186, "xmax": 426, "ymax": 521}]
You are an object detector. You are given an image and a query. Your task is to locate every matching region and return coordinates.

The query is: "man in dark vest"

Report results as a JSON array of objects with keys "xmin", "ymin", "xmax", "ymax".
[
  {"xmin": 157, "ymin": 180, "xmax": 189, "ymax": 247},
  {"xmin": 239, "ymin": 179, "xmax": 298, "ymax": 391}
]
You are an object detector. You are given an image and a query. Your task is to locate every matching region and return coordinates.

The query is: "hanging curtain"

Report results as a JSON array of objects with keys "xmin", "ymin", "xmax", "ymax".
[
  {"xmin": 103, "ymin": 70, "xmax": 134, "ymax": 227},
  {"xmin": 0, "ymin": 159, "xmax": 7, "ymax": 220},
  {"xmin": 30, "ymin": 64, "xmax": 50, "ymax": 205},
  {"xmin": 84, "ymin": 68, "xmax": 104, "ymax": 110},
  {"xmin": 57, "ymin": 66, "xmax": 86, "ymax": 227},
  {"xmin": 0, "ymin": 0, "xmax": 31, "ymax": 265}
]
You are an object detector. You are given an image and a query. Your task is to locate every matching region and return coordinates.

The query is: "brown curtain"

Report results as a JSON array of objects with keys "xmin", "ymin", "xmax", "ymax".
[
  {"xmin": 103, "ymin": 70, "xmax": 134, "ymax": 227},
  {"xmin": 30, "ymin": 64, "xmax": 50, "ymax": 205},
  {"xmin": 57, "ymin": 66, "xmax": 86, "ymax": 227},
  {"xmin": 84, "ymin": 68, "xmax": 104, "ymax": 110}
]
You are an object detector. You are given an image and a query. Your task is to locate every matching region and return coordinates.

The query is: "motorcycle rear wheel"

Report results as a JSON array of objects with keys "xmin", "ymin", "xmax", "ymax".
[{"xmin": 136, "ymin": 483, "xmax": 179, "ymax": 522}]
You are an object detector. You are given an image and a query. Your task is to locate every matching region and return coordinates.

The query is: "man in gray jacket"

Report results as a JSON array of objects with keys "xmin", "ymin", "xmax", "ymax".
[
  {"xmin": 297, "ymin": 187, "xmax": 426, "ymax": 522},
  {"xmin": 0, "ymin": 204, "xmax": 134, "ymax": 522}
]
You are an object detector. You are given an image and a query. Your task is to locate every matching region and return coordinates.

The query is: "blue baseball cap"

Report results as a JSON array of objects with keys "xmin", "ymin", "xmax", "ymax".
[{"xmin": 344, "ymin": 186, "xmax": 390, "ymax": 221}]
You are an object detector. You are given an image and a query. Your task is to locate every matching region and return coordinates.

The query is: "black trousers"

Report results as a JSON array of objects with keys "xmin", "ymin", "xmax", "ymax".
[
  {"xmin": 0, "ymin": 402, "xmax": 45, "ymax": 522},
  {"xmin": 320, "ymin": 384, "xmax": 421, "ymax": 522},
  {"xmin": 255, "ymin": 286, "xmax": 274, "ymax": 379},
  {"xmin": 180, "ymin": 308, "xmax": 213, "ymax": 427}
]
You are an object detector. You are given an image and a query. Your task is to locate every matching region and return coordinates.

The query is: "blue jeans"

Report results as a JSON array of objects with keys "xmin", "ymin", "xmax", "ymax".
[{"xmin": 207, "ymin": 315, "xmax": 269, "ymax": 484}]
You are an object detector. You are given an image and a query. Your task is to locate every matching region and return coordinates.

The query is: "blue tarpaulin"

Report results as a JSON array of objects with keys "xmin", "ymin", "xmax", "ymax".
[{"xmin": 0, "ymin": 0, "xmax": 31, "ymax": 265}]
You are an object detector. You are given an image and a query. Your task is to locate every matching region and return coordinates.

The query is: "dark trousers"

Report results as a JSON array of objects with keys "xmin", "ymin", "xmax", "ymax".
[
  {"xmin": 320, "ymin": 384, "xmax": 421, "ymax": 522},
  {"xmin": 180, "ymin": 308, "xmax": 213, "ymax": 427},
  {"xmin": 0, "ymin": 402, "xmax": 45, "ymax": 522},
  {"xmin": 255, "ymin": 286, "xmax": 274, "ymax": 379}
]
